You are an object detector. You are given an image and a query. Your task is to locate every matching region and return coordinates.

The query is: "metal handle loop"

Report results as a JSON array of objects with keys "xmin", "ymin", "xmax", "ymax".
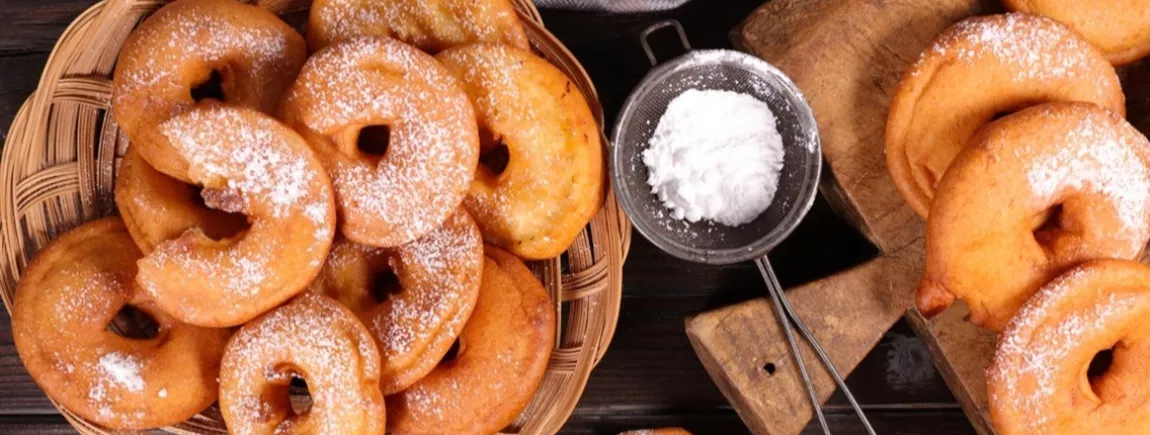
[{"xmin": 639, "ymin": 19, "xmax": 692, "ymax": 67}]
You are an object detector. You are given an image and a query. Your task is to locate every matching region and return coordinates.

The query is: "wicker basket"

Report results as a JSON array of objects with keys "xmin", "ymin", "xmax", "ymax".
[{"xmin": 0, "ymin": 0, "xmax": 631, "ymax": 433}]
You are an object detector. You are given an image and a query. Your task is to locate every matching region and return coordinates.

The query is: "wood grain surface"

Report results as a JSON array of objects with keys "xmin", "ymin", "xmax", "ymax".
[
  {"xmin": 686, "ymin": 0, "xmax": 1001, "ymax": 434},
  {"xmin": 0, "ymin": 0, "xmax": 979, "ymax": 433},
  {"xmin": 686, "ymin": 243, "xmax": 922, "ymax": 435},
  {"xmin": 713, "ymin": 1, "xmax": 1150, "ymax": 435},
  {"xmin": 736, "ymin": 0, "xmax": 1004, "ymax": 252}
]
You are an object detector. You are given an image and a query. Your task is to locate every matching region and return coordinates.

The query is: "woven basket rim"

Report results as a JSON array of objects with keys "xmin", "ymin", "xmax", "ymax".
[{"xmin": 0, "ymin": 0, "xmax": 632, "ymax": 433}]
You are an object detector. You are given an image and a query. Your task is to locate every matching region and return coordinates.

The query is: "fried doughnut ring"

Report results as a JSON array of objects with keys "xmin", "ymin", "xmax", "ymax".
[
  {"xmin": 886, "ymin": 13, "xmax": 1123, "ymax": 218},
  {"xmin": 307, "ymin": 0, "xmax": 528, "ymax": 53},
  {"xmin": 918, "ymin": 103, "xmax": 1150, "ymax": 330},
  {"xmin": 988, "ymin": 260, "xmax": 1150, "ymax": 434},
  {"xmin": 437, "ymin": 43, "xmax": 604, "ymax": 259},
  {"xmin": 1004, "ymin": 1, "xmax": 1150, "ymax": 65},
  {"xmin": 136, "ymin": 105, "xmax": 336, "ymax": 327},
  {"xmin": 219, "ymin": 293, "xmax": 385, "ymax": 435},
  {"xmin": 115, "ymin": 147, "xmax": 248, "ymax": 253},
  {"xmin": 112, "ymin": 0, "xmax": 307, "ymax": 180},
  {"xmin": 387, "ymin": 246, "xmax": 555, "ymax": 435},
  {"xmin": 279, "ymin": 37, "xmax": 478, "ymax": 248},
  {"xmin": 12, "ymin": 218, "xmax": 229, "ymax": 429},
  {"xmin": 308, "ymin": 207, "xmax": 483, "ymax": 394}
]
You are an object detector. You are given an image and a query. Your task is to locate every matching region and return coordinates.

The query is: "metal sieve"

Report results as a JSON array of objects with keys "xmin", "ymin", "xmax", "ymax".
[
  {"xmin": 613, "ymin": 21, "xmax": 821, "ymax": 265},
  {"xmin": 610, "ymin": 20, "xmax": 873, "ymax": 435}
]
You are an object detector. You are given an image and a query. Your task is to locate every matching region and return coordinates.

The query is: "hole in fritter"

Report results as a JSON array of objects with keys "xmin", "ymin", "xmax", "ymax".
[
  {"xmin": 288, "ymin": 374, "xmax": 313, "ymax": 415},
  {"xmin": 1088, "ymin": 347, "xmax": 1115, "ymax": 392},
  {"xmin": 107, "ymin": 305, "xmax": 160, "ymax": 340},
  {"xmin": 370, "ymin": 269, "xmax": 403, "ymax": 303},
  {"xmin": 190, "ymin": 185, "xmax": 211, "ymax": 208},
  {"xmin": 479, "ymin": 128, "xmax": 510, "ymax": 175},
  {"xmin": 990, "ymin": 111, "xmax": 1012, "ymax": 122},
  {"xmin": 763, "ymin": 362, "xmax": 777, "ymax": 376},
  {"xmin": 356, "ymin": 125, "xmax": 391, "ymax": 163},
  {"xmin": 1032, "ymin": 204, "xmax": 1064, "ymax": 245},
  {"xmin": 190, "ymin": 69, "xmax": 226, "ymax": 102},
  {"xmin": 191, "ymin": 186, "xmax": 251, "ymax": 240},
  {"xmin": 442, "ymin": 339, "xmax": 461, "ymax": 363}
]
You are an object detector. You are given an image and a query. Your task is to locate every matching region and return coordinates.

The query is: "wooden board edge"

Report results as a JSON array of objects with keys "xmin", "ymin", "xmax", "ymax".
[
  {"xmin": 682, "ymin": 247, "xmax": 922, "ymax": 435},
  {"xmin": 904, "ymin": 308, "xmax": 996, "ymax": 435},
  {"xmin": 816, "ymin": 167, "xmax": 882, "ymax": 248},
  {"xmin": 728, "ymin": 1, "xmax": 885, "ymax": 250},
  {"xmin": 728, "ymin": 0, "xmax": 764, "ymax": 53},
  {"xmin": 684, "ymin": 315, "xmax": 774, "ymax": 435}
]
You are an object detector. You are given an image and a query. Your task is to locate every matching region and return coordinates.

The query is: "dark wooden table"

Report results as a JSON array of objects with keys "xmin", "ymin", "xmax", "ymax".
[{"xmin": 0, "ymin": 0, "xmax": 978, "ymax": 433}]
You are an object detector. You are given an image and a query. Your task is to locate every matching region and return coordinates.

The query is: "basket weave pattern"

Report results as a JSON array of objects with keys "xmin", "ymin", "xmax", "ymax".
[{"xmin": 0, "ymin": 0, "xmax": 631, "ymax": 433}]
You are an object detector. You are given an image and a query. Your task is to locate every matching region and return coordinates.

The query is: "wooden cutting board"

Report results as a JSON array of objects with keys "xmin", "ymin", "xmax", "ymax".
[
  {"xmin": 688, "ymin": 1, "xmax": 1150, "ymax": 434},
  {"xmin": 685, "ymin": 0, "xmax": 996, "ymax": 434}
]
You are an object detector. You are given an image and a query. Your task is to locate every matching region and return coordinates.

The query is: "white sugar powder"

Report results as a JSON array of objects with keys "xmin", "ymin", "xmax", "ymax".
[
  {"xmin": 642, "ymin": 89, "xmax": 784, "ymax": 226},
  {"xmin": 98, "ymin": 352, "xmax": 144, "ymax": 392}
]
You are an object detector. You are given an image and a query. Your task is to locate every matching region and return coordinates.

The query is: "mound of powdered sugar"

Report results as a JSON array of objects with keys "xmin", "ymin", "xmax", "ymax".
[{"xmin": 642, "ymin": 89, "xmax": 784, "ymax": 226}]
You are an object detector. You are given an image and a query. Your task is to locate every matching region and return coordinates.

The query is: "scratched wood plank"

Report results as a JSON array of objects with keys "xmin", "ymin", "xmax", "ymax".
[
  {"xmin": 686, "ymin": 0, "xmax": 1001, "ymax": 434},
  {"xmin": 701, "ymin": 1, "xmax": 1150, "ymax": 435},
  {"xmin": 686, "ymin": 243, "xmax": 923, "ymax": 435}
]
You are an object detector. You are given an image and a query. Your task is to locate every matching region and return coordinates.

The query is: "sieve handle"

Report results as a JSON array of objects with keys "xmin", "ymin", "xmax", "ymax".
[
  {"xmin": 755, "ymin": 256, "xmax": 876, "ymax": 435},
  {"xmin": 639, "ymin": 20, "xmax": 692, "ymax": 67}
]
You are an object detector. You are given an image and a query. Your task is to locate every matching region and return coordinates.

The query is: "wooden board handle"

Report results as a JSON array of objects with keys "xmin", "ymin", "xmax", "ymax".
[{"xmin": 685, "ymin": 243, "xmax": 922, "ymax": 435}]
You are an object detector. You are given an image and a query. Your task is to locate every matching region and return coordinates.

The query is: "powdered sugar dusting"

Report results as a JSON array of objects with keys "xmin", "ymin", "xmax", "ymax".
[
  {"xmin": 312, "ymin": 210, "xmax": 481, "ymax": 391},
  {"xmin": 310, "ymin": 0, "xmax": 527, "ymax": 52},
  {"xmin": 88, "ymin": 383, "xmax": 112, "ymax": 420},
  {"xmin": 114, "ymin": 0, "xmax": 295, "ymax": 106},
  {"xmin": 280, "ymin": 38, "xmax": 475, "ymax": 246},
  {"xmin": 58, "ymin": 357, "xmax": 76, "ymax": 375},
  {"xmin": 304, "ymin": 202, "xmax": 331, "ymax": 244},
  {"xmin": 438, "ymin": 44, "xmax": 601, "ymax": 252},
  {"xmin": 221, "ymin": 294, "xmax": 383, "ymax": 435},
  {"xmin": 98, "ymin": 352, "xmax": 145, "ymax": 392},
  {"xmin": 22, "ymin": 257, "xmax": 148, "ymax": 425},
  {"xmin": 52, "ymin": 269, "xmax": 115, "ymax": 327},
  {"xmin": 388, "ymin": 256, "xmax": 552, "ymax": 433},
  {"xmin": 82, "ymin": 350, "xmax": 151, "ymax": 426},
  {"xmin": 404, "ymin": 385, "xmax": 446, "ymax": 420},
  {"xmin": 140, "ymin": 105, "xmax": 335, "ymax": 321},
  {"xmin": 920, "ymin": 13, "xmax": 1110, "ymax": 87},
  {"xmin": 989, "ymin": 265, "xmax": 1143, "ymax": 432},
  {"xmin": 164, "ymin": 107, "xmax": 323, "ymax": 220},
  {"xmin": 15, "ymin": 219, "xmax": 229, "ymax": 429},
  {"xmin": 1024, "ymin": 107, "xmax": 1150, "ymax": 246}
]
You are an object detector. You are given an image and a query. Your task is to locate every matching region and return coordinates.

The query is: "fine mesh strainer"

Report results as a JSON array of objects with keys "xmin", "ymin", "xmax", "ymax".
[{"xmin": 610, "ymin": 20, "xmax": 874, "ymax": 435}]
